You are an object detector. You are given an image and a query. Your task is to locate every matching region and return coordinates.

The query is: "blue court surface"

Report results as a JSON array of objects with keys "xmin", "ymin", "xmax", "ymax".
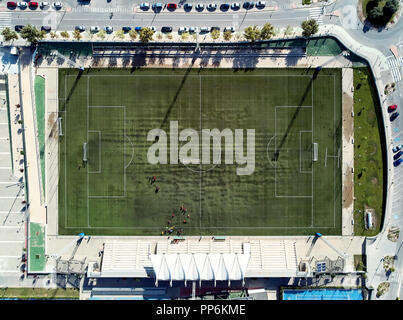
[{"xmin": 283, "ymin": 289, "xmax": 363, "ymax": 300}]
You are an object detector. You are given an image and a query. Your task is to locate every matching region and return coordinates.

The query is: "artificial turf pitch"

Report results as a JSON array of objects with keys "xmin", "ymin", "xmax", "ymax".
[{"xmin": 58, "ymin": 68, "xmax": 342, "ymax": 236}]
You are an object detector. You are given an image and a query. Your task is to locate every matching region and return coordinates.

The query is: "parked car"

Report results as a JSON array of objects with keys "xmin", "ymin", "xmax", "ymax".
[
  {"xmin": 388, "ymin": 104, "xmax": 398, "ymax": 112},
  {"xmin": 28, "ymin": 1, "xmax": 39, "ymax": 7},
  {"xmin": 200, "ymin": 26, "xmax": 209, "ymax": 33},
  {"xmin": 75, "ymin": 25, "xmax": 85, "ymax": 32},
  {"xmin": 178, "ymin": 27, "xmax": 189, "ymax": 33},
  {"xmin": 207, "ymin": 3, "xmax": 217, "ymax": 10},
  {"xmin": 243, "ymin": 1, "xmax": 254, "ymax": 9},
  {"xmin": 189, "ymin": 27, "xmax": 197, "ymax": 34},
  {"xmin": 231, "ymin": 2, "xmax": 240, "ymax": 10},
  {"xmin": 256, "ymin": 0, "xmax": 265, "ymax": 8},
  {"xmin": 52, "ymin": 1, "xmax": 62, "ymax": 9},
  {"xmin": 394, "ymin": 151, "xmax": 403, "ymax": 160},
  {"xmin": 394, "ymin": 158, "xmax": 403, "ymax": 167},
  {"xmin": 41, "ymin": 25, "xmax": 51, "ymax": 32},
  {"xmin": 135, "ymin": 26, "xmax": 142, "ymax": 32},
  {"xmin": 21, "ymin": 253, "xmax": 27, "ymax": 262},
  {"xmin": 220, "ymin": 3, "xmax": 230, "ymax": 10},
  {"xmin": 104, "ymin": 26, "xmax": 113, "ymax": 33},
  {"xmin": 140, "ymin": 2, "xmax": 150, "ymax": 10},
  {"xmin": 167, "ymin": 3, "xmax": 177, "ymax": 9},
  {"xmin": 392, "ymin": 145, "xmax": 403, "ymax": 153},
  {"xmin": 122, "ymin": 26, "xmax": 132, "ymax": 32},
  {"xmin": 40, "ymin": 1, "xmax": 49, "ymax": 8},
  {"xmin": 90, "ymin": 26, "xmax": 100, "ymax": 33},
  {"xmin": 149, "ymin": 26, "xmax": 157, "ymax": 32},
  {"xmin": 15, "ymin": 25, "xmax": 25, "ymax": 32},
  {"xmin": 17, "ymin": 2, "xmax": 28, "ymax": 8},
  {"xmin": 152, "ymin": 3, "xmax": 162, "ymax": 11},
  {"xmin": 7, "ymin": 2, "xmax": 17, "ymax": 8},
  {"xmin": 210, "ymin": 26, "xmax": 220, "ymax": 31},
  {"xmin": 20, "ymin": 263, "xmax": 26, "ymax": 272},
  {"xmin": 390, "ymin": 112, "xmax": 399, "ymax": 121},
  {"xmin": 195, "ymin": 3, "xmax": 204, "ymax": 11},
  {"xmin": 184, "ymin": 3, "xmax": 192, "ymax": 11},
  {"xmin": 224, "ymin": 26, "xmax": 235, "ymax": 32},
  {"xmin": 161, "ymin": 26, "xmax": 173, "ymax": 33}
]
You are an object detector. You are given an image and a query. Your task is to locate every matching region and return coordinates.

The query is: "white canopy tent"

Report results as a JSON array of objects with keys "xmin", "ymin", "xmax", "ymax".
[{"xmin": 150, "ymin": 243, "xmax": 251, "ymax": 286}]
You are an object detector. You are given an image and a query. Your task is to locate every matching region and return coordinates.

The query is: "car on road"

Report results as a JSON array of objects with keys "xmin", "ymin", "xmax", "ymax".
[
  {"xmin": 220, "ymin": 3, "xmax": 230, "ymax": 10},
  {"xmin": 394, "ymin": 158, "xmax": 403, "ymax": 167},
  {"xmin": 184, "ymin": 3, "xmax": 192, "ymax": 11},
  {"xmin": 21, "ymin": 253, "xmax": 26, "ymax": 262},
  {"xmin": 224, "ymin": 26, "xmax": 235, "ymax": 32},
  {"xmin": 41, "ymin": 25, "xmax": 51, "ymax": 32},
  {"xmin": 75, "ymin": 25, "xmax": 86, "ymax": 32},
  {"xmin": 122, "ymin": 26, "xmax": 132, "ymax": 32},
  {"xmin": 195, "ymin": 3, "xmax": 204, "ymax": 11},
  {"xmin": 207, "ymin": 3, "xmax": 217, "ymax": 10},
  {"xmin": 388, "ymin": 104, "xmax": 398, "ymax": 112},
  {"xmin": 167, "ymin": 3, "xmax": 177, "ymax": 10},
  {"xmin": 15, "ymin": 25, "xmax": 24, "ymax": 32},
  {"xmin": 231, "ymin": 2, "xmax": 240, "ymax": 10},
  {"xmin": 394, "ymin": 150, "xmax": 403, "ymax": 160},
  {"xmin": 104, "ymin": 26, "xmax": 113, "ymax": 33},
  {"xmin": 140, "ymin": 2, "xmax": 150, "ymax": 10},
  {"xmin": 7, "ymin": 2, "xmax": 17, "ymax": 8},
  {"xmin": 135, "ymin": 26, "xmax": 142, "ymax": 32},
  {"xmin": 200, "ymin": 26, "xmax": 209, "ymax": 33},
  {"xmin": 152, "ymin": 3, "xmax": 162, "ymax": 11},
  {"xmin": 161, "ymin": 26, "xmax": 173, "ymax": 33},
  {"xmin": 393, "ymin": 145, "xmax": 403, "ymax": 153},
  {"xmin": 20, "ymin": 263, "xmax": 26, "ymax": 272},
  {"xmin": 28, "ymin": 1, "xmax": 38, "ymax": 8},
  {"xmin": 40, "ymin": 1, "xmax": 49, "ymax": 8},
  {"xmin": 90, "ymin": 26, "xmax": 100, "ymax": 33},
  {"xmin": 390, "ymin": 112, "xmax": 399, "ymax": 121},
  {"xmin": 18, "ymin": 2, "xmax": 28, "ymax": 8},
  {"xmin": 256, "ymin": 0, "xmax": 265, "ymax": 8},
  {"xmin": 178, "ymin": 27, "xmax": 189, "ymax": 33},
  {"xmin": 243, "ymin": 1, "xmax": 254, "ymax": 9},
  {"xmin": 53, "ymin": 2, "xmax": 62, "ymax": 9}
]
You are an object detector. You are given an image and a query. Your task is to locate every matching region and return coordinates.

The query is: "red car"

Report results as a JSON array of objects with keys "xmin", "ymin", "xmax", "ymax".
[
  {"xmin": 167, "ymin": 3, "xmax": 177, "ymax": 9},
  {"xmin": 7, "ymin": 1, "xmax": 17, "ymax": 7},
  {"xmin": 28, "ymin": 1, "xmax": 38, "ymax": 7},
  {"xmin": 388, "ymin": 104, "xmax": 398, "ymax": 112}
]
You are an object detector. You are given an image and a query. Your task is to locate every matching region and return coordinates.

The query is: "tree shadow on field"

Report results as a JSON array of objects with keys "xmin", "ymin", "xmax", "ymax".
[
  {"xmin": 122, "ymin": 55, "xmax": 131, "ymax": 67},
  {"xmin": 272, "ymin": 75, "xmax": 314, "ymax": 161},
  {"xmin": 108, "ymin": 57, "xmax": 117, "ymax": 67},
  {"xmin": 130, "ymin": 50, "xmax": 147, "ymax": 72},
  {"xmin": 65, "ymin": 69, "xmax": 85, "ymax": 104},
  {"xmin": 158, "ymin": 55, "xmax": 198, "ymax": 131}
]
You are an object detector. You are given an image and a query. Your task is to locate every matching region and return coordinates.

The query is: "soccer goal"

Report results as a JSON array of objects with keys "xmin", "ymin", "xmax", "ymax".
[
  {"xmin": 58, "ymin": 117, "xmax": 63, "ymax": 136},
  {"xmin": 313, "ymin": 143, "xmax": 318, "ymax": 162},
  {"xmin": 83, "ymin": 142, "xmax": 88, "ymax": 163}
]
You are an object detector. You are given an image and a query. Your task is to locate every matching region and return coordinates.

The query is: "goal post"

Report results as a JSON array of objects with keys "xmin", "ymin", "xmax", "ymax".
[
  {"xmin": 313, "ymin": 143, "xmax": 318, "ymax": 162},
  {"xmin": 83, "ymin": 142, "xmax": 88, "ymax": 163},
  {"xmin": 58, "ymin": 117, "xmax": 63, "ymax": 136}
]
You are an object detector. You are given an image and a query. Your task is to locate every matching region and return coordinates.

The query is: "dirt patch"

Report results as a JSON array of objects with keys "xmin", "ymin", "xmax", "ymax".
[
  {"xmin": 371, "ymin": 177, "xmax": 378, "ymax": 185},
  {"xmin": 343, "ymin": 166, "xmax": 354, "ymax": 209},
  {"xmin": 47, "ymin": 112, "xmax": 57, "ymax": 139},
  {"xmin": 343, "ymin": 93, "xmax": 354, "ymax": 141}
]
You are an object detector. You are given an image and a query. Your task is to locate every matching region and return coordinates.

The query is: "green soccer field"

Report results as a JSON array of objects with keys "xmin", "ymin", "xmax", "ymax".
[{"xmin": 58, "ymin": 67, "xmax": 342, "ymax": 236}]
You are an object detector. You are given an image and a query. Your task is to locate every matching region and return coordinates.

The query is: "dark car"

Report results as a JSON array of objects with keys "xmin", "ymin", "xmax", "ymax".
[
  {"xmin": 394, "ymin": 158, "xmax": 403, "ymax": 167},
  {"xmin": 28, "ymin": 1, "xmax": 38, "ymax": 7},
  {"xmin": 243, "ymin": 1, "xmax": 254, "ymax": 9},
  {"xmin": 220, "ymin": 3, "xmax": 230, "ymax": 10},
  {"xmin": 388, "ymin": 104, "xmax": 397, "ymax": 112},
  {"xmin": 393, "ymin": 151, "xmax": 403, "ymax": 160},
  {"xmin": 20, "ymin": 263, "xmax": 26, "ymax": 272},
  {"xmin": 15, "ymin": 25, "xmax": 25, "ymax": 32},
  {"xmin": 167, "ymin": 3, "xmax": 177, "ymax": 9},
  {"xmin": 41, "ymin": 25, "xmax": 51, "ymax": 32},
  {"xmin": 184, "ymin": 3, "xmax": 192, "ymax": 11},
  {"xmin": 21, "ymin": 253, "xmax": 26, "ymax": 262},
  {"xmin": 152, "ymin": 3, "xmax": 163, "ymax": 11},
  {"xmin": 122, "ymin": 26, "xmax": 131, "ymax": 32},
  {"xmin": 7, "ymin": 1, "xmax": 17, "ymax": 7},
  {"xmin": 390, "ymin": 112, "xmax": 399, "ymax": 121},
  {"xmin": 75, "ymin": 25, "xmax": 86, "ymax": 32},
  {"xmin": 210, "ymin": 26, "xmax": 220, "ymax": 31},
  {"xmin": 135, "ymin": 26, "xmax": 142, "ymax": 32},
  {"xmin": 393, "ymin": 145, "xmax": 402, "ymax": 153},
  {"xmin": 161, "ymin": 26, "xmax": 173, "ymax": 33}
]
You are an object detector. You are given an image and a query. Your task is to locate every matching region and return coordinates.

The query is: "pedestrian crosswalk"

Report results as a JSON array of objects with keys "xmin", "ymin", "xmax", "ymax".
[
  {"xmin": 0, "ymin": 12, "xmax": 11, "ymax": 31},
  {"xmin": 309, "ymin": 7, "xmax": 325, "ymax": 25},
  {"xmin": 387, "ymin": 56, "xmax": 402, "ymax": 83}
]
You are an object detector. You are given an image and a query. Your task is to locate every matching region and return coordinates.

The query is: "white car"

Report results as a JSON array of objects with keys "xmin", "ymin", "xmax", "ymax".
[
  {"xmin": 231, "ymin": 2, "xmax": 240, "ymax": 10},
  {"xmin": 90, "ymin": 26, "xmax": 100, "ymax": 33},
  {"xmin": 207, "ymin": 3, "xmax": 217, "ymax": 10},
  {"xmin": 189, "ymin": 27, "xmax": 196, "ymax": 34},
  {"xmin": 53, "ymin": 2, "xmax": 62, "ymax": 9},
  {"xmin": 18, "ymin": 2, "xmax": 28, "ymax": 8},
  {"xmin": 40, "ymin": 1, "xmax": 49, "ymax": 8},
  {"xmin": 104, "ymin": 26, "xmax": 113, "ymax": 33},
  {"xmin": 140, "ymin": 2, "xmax": 150, "ymax": 10},
  {"xmin": 149, "ymin": 26, "xmax": 157, "ymax": 32},
  {"xmin": 195, "ymin": 3, "xmax": 204, "ymax": 10},
  {"xmin": 224, "ymin": 26, "xmax": 235, "ymax": 33},
  {"xmin": 256, "ymin": 1, "xmax": 266, "ymax": 8},
  {"xmin": 199, "ymin": 26, "xmax": 209, "ymax": 33},
  {"xmin": 178, "ymin": 27, "xmax": 189, "ymax": 33}
]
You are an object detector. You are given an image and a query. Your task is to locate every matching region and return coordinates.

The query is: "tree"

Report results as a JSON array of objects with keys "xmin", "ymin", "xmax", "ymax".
[
  {"xmin": 211, "ymin": 29, "xmax": 220, "ymax": 40},
  {"xmin": 139, "ymin": 27, "xmax": 154, "ymax": 43},
  {"xmin": 97, "ymin": 30, "xmax": 106, "ymax": 39},
  {"xmin": 368, "ymin": 6, "xmax": 384, "ymax": 23},
  {"xmin": 115, "ymin": 30, "xmax": 125, "ymax": 39},
  {"xmin": 181, "ymin": 32, "xmax": 189, "ymax": 40},
  {"xmin": 73, "ymin": 29, "xmax": 82, "ymax": 40},
  {"xmin": 50, "ymin": 32, "xmax": 58, "ymax": 39},
  {"xmin": 20, "ymin": 25, "xmax": 42, "ymax": 44},
  {"xmin": 284, "ymin": 25, "xmax": 294, "ymax": 36},
  {"xmin": 1, "ymin": 27, "xmax": 18, "ymax": 42},
  {"xmin": 156, "ymin": 32, "xmax": 163, "ymax": 40},
  {"xmin": 301, "ymin": 19, "xmax": 319, "ymax": 37},
  {"xmin": 223, "ymin": 30, "xmax": 232, "ymax": 41},
  {"xmin": 128, "ymin": 30, "xmax": 137, "ymax": 40},
  {"xmin": 260, "ymin": 23, "xmax": 275, "ymax": 40},
  {"xmin": 243, "ymin": 26, "xmax": 261, "ymax": 42},
  {"xmin": 384, "ymin": 0, "xmax": 399, "ymax": 17}
]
